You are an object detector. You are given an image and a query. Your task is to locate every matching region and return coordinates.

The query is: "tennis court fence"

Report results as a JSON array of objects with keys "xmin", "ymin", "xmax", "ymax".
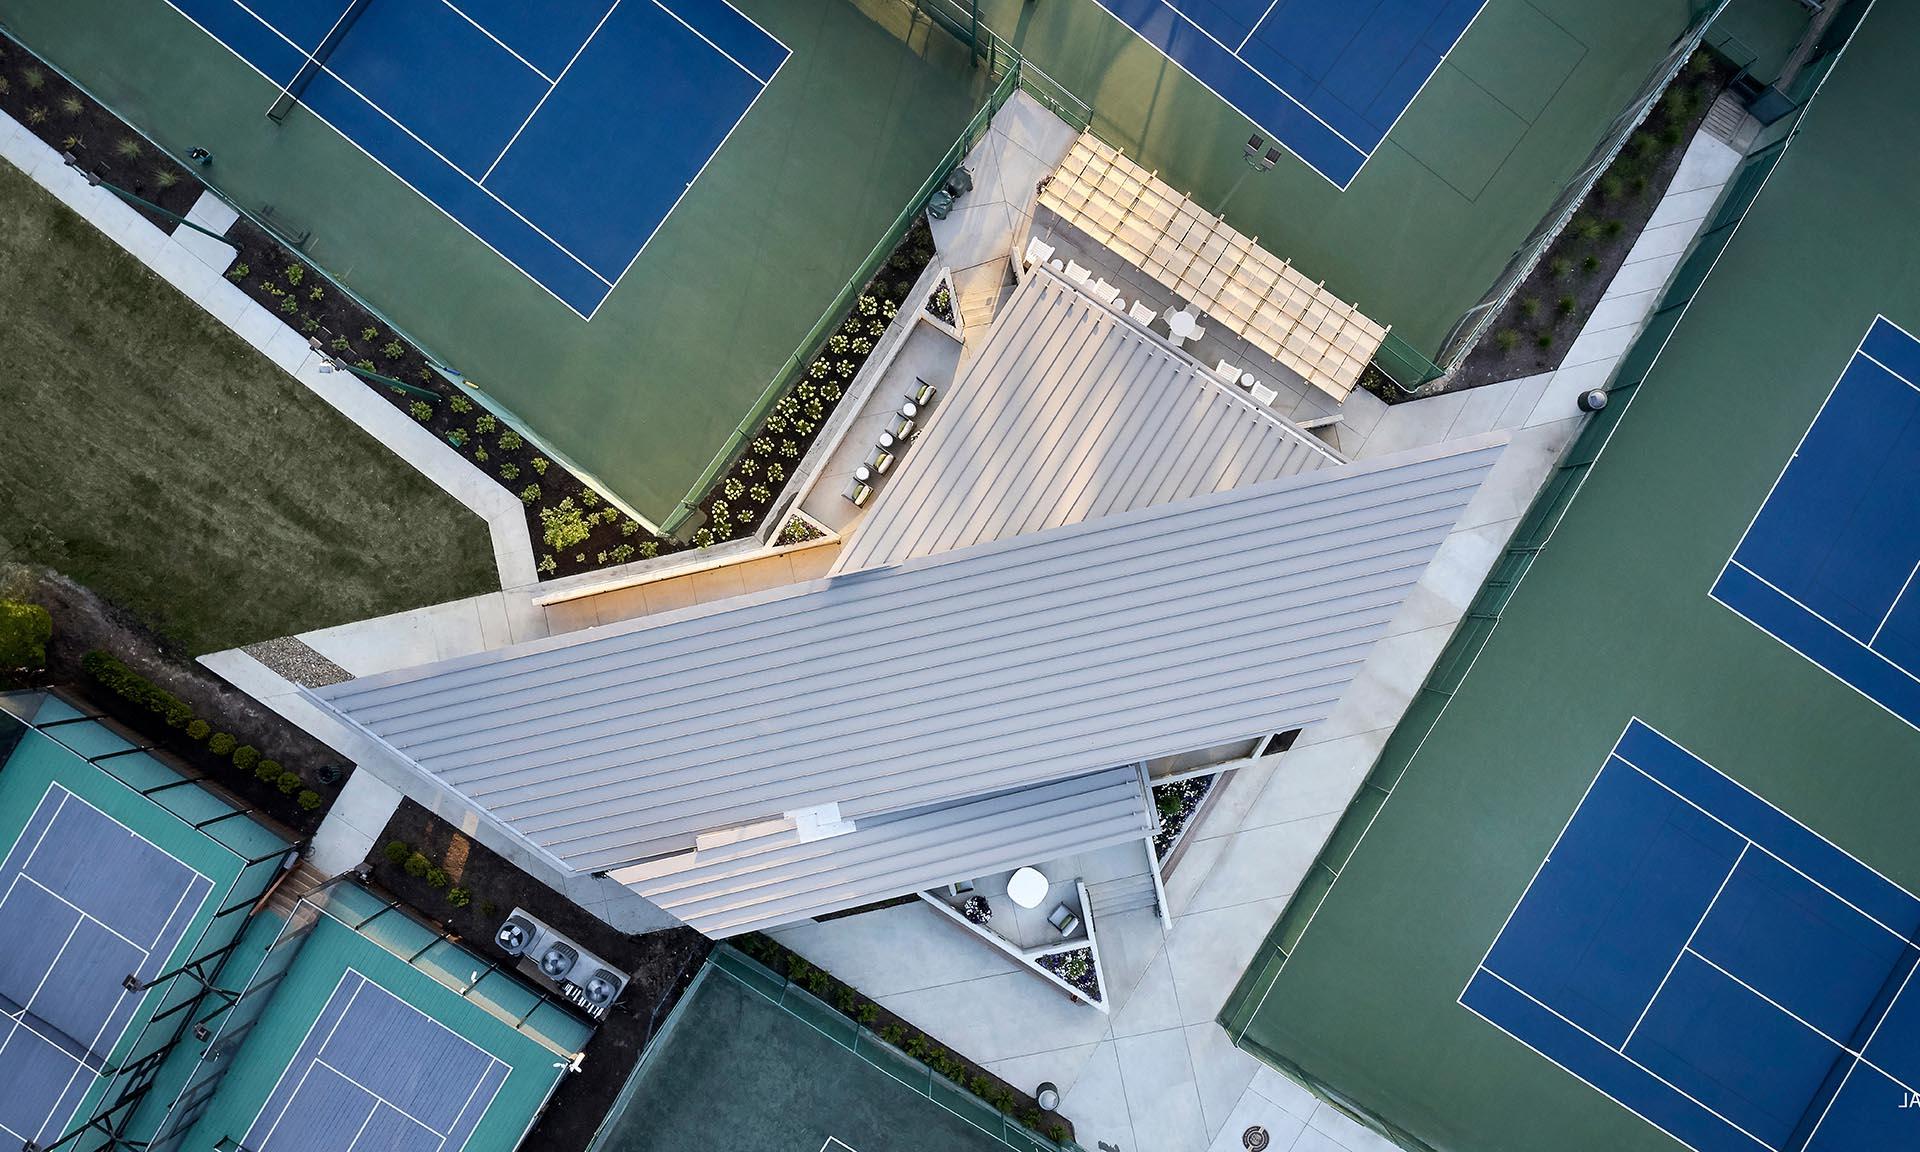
[
  {"xmin": 662, "ymin": 14, "xmax": 1088, "ymax": 534},
  {"xmin": 1215, "ymin": 70, "xmax": 1816, "ymax": 1152}
]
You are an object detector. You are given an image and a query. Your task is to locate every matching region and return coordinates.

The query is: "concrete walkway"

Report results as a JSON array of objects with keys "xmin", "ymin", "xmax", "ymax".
[{"xmin": 768, "ymin": 126, "xmax": 1746, "ymax": 1152}]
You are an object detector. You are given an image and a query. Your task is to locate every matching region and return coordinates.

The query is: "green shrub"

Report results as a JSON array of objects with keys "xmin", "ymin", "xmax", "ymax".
[
  {"xmin": 113, "ymin": 137, "xmax": 142, "ymax": 160},
  {"xmin": 1556, "ymin": 294, "xmax": 1577, "ymax": 316},
  {"xmin": 297, "ymin": 790, "xmax": 322, "ymax": 811},
  {"xmin": 226, "ymin": 261, "xmax": 250, "ymax": 281},
  {"xmin": 254, "ymin": 757, "xmax": 280, "ymax": 782},
  {"xmin": 1517, "ymin": 297, "xmax": 1540, "ymax": 318},
  {"xmin": 1548, "ymin": 256, "xmax": 1570, "ymax": 279},
  {"xmin": 530, "ymin": 455, "xmax": 548, "ymax": 474},
  {"xmin": 425, "ymin": 866, "xmax": 449, "ymax": 888},
  {"xmin": 360, "ymin": 326, "xmax": 380, "ymax": 342},
  {"xmin": 21, "ymin": 66, "xmax": 45, "ymax": 90},
  {"xmin": 0, "ymin": 601, "xmax": 52, "ymax": 670},
  {"xmin": 276, "ymin": 772, "xmax": 301, "ymax": 795},
  {"xmin": 382, "ymin": 341, "xmax": 407, "ymax": 360},
  {"xmin": 404, "ymin": 851, "xmax": 430, "ymax": 878},
  {"xmin": 1603, "ymin": 218, "xmax": 1625, "ymax": 237},
  {"xmin": 185, "ymin": 719, "xmax": 211, "ymax": 742},
  {"xmin": 1597, "ymin": 172, "xmax": 1625, "ymax": 202},
  {"xmin": 539, "ymin": 499, "xmax": 592, "ymax": 551},
  {"xmin": 1572, "ymin": 215, "xmax": 1604, "ymax": 242},
  {"xmin": 232, "ymin": 744, "xmax": 260, "ymax": 771},
  {"xmin": 1495, "ymin": 329, "xmax": 1520, "ymax": 353},
  {"xmin": 1582, "ymin": 253, "xmax": 1601, "ymax": 274},
  {"xmin": 409, "ymin": 401, "xmax": 434, "ymax": 423},
  {"xmin": 447, "ymin": 887, "xmax": 472, "ymax": 907},
  {"xmin": 208, "ymin": 732, "xmax": 236, "ymax": 757},
  {"xmin": 1535, "ymin": 331, "xmax": 1555, "ymax": 349},
  {"xmin": 519, "ymin": 484, "xmax": 541, "ymax": 505},
  {"xmin": 82, "ymin": 651, "xmax": 195, "ymax": 728},
  {"xmin": 384, "ymin": 840, "xmax": 411, "ymax": 865},
  {"xmin": 58, "ymin": 93, "xmax": 82, "ymax": 117}
]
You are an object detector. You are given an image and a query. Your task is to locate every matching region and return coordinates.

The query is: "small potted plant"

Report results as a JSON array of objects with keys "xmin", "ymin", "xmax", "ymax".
[{"xmin": 962, "ymin": 894, "xmax": 992, "ymax": 926}]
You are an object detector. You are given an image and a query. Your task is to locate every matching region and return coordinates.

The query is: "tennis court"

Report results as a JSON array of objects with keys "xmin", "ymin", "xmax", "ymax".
[
  {"xmin": 1712, "ymin": 314, "xmax": 1920, "ymax": 732},
  {"xmin": 161, "ymin": 0, "xmax": 787, "ymax": 317},
  {"xmin": 242, "ymin": 968, "xmax": 510, "ymax": 1152},
  {"xmin": 0, "ymin": 782, "xmax": 215, "ymax": 1149},
  {"xmin": 1086, "ymin": 0, "xmax": 1486, "ymax": 187},
  {"xmin": 1463, "ymin": 719, "xmax": 1920, "ymax": 1152}
]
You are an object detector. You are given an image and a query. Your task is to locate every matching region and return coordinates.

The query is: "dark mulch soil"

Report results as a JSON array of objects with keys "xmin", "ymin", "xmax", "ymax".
[
  {"xmin": 689, "ymin": 218, "xmax": 938, "ymax": 546},
  {"xmin": 0, "ymin": 34, "xmax": 199, "ymax": 230},
  {"xmin": 1442, "ymin": 54, "xmax": 1735, "ymax": 393},
  {"xmin": 366, "ymin": 799, "xmax": 710, "ymax": 1152},
  {"xmin": 219, "ymin": 219, "xmax": 681, "ymax": 581},
  {"xmin": 0, "ymin": 563, "xmax": 348, "ymax": 833}
]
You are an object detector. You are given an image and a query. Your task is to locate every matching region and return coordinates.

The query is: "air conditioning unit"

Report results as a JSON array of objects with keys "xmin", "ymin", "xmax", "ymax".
[{"xmin": 495, "ymin": 908, "xmax": 627, "ymax": 1018}]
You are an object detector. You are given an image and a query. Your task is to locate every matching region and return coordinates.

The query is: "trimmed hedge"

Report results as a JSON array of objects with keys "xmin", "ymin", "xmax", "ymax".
[
  {"xmin": 83, "ymin": 651, "xmax": 191, "ymax": 728},
  {"xmin": 0, "ymin": 600, "xmax": 51, "ymax": 671}
]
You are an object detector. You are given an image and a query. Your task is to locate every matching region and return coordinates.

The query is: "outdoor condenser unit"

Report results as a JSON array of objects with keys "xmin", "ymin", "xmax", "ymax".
[{"xmin": 494, "ymin": 908, "xmax": 627, "ymax": 1017}]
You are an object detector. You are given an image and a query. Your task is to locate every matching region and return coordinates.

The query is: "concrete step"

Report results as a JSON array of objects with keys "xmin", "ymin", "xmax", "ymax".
[
  {"xmin": 1086, "ymin": 873, "xmax": 1159, "ymax": 919},
  {"xmin": 264, "ymin": 859, "xmax": 329, "ymax": 919}
]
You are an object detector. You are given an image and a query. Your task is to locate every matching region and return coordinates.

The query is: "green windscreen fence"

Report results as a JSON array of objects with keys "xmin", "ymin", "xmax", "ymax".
[{"xmin": 1216, "ymin": 89, "xmax": 1809, "ymax": 1152}]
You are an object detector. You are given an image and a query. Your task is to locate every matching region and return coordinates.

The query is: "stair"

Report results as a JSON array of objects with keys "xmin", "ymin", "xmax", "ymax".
[
  {"xmin": 264, "ymin": 859, "xmax": 329, "ymax": 919},
  {"xmin": 1085, "ymin": 873, "xmax": 1159, "ymax": 920},
  {"xmin": 1701, "ymin": 92, "xmax": 1751, "ymax": 146}
]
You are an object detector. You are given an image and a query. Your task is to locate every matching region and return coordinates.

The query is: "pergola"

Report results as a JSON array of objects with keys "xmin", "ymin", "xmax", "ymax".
[{"xmin": 1037, "ymin": 133, "xmax": 1388, "ymax": 402}]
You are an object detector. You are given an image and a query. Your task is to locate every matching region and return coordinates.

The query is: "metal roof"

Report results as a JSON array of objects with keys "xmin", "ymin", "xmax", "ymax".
[
  {"xmin": 610, "ymin": 767, "xmax": 1151, "ymax": 937},
  {"xmin": 836, "ymin": 269, "xmax": 1340, "ymax": 573},
  {"xmin": 313, "ymin": 434, "xmax": 1506, "ymax": 874}
]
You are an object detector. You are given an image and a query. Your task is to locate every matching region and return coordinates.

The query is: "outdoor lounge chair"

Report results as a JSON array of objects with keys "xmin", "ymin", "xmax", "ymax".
[
  {"xmin": 1064, "ymin": 260, "xmax": 1092, "ymax": 285},
  {"xmin": 844, "ymin": 479, "xmax": 872, "ymax": 506},
  {"xmin": 891, "ymin": 415, "xmax": 916, "ymax": 440},
  {"xmin": 1250, "ymin": 382, "xmax": 1279, "ymax": 407},
  {"xmin": 1024, "ymin": 236, "xmax": 1055, "ymax": 270},
  {"xmin": 1128, "ymin": 300, "xmax": 1158, "ymax": 326},
  {"xmin": 1089, "ymin": 278, "xmax": 1120, "ymax": 305},
  {"xmin": 912, "ymin": 380, "xmax": 937, "ymax": 406},
  {"xmin": 867, "ymin": 448, "xmax": 894, "ymax": 475},
  {"xmin": 1048, "ymin": 904, "xmax": 1081, "ymax": 938},
  {"xmin": 1214, "ymin": 360, "xmax": 1243, "ymax": 387}
]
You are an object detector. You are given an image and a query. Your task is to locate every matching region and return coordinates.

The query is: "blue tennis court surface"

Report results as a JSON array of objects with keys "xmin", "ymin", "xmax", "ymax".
[
  {"xmin": 0, "ymin": 784, "xmax": 213, "ymax": 1149},
  {"xmin": 1462, "ymin": 720, "xmax": 1920, "ymax": 1152},
  {"xmin": 1087, "ymin": 0, "xmax": 1485, "ymax": 188},
  {"xmin": 161, "ymin": 0, "xmax": 787, "ymax": 317},
  {"xmin": 1712, "ymin": 315, "xmax": 1920, "ymax": 732},
  {"xmin": 243, "ymin": 968, "xmax": 509, "ymax": 1152}
]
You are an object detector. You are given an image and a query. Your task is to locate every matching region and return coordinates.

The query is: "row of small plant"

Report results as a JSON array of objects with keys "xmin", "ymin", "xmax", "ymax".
[
  {"xmin": 382, "ymin": 838, "xmax": 492, "ymax": 913},
  {"xmin": 730, "ymin": 930, "xmax": 1072, "ymax": 1145},
  {"xmin": 81, "ymin": 650, "xmax": 328, "ymax": 813},
  {"xmin": 1492, "ymin": 53, "xmax": 1723, "ymax": 358},
  {"xmin": 691, "ymin": 220, "xmax": 938, "ymax": 547}
]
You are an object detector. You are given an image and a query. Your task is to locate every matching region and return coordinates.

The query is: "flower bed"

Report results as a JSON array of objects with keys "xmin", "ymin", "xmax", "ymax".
[
  {"xmin": 688, "ymin": 219, "xmax": 937, "ymax": 547},
  {"xmin": 1035, "ymin": 947, "xmax": 1100, "ymax": 1002},
  {"xmin": 0, "ymin": 33, "xmax": 200, "ymax": 229},
  {"xmin": 731, "ymin": 930, "xmax": 1075, "ymax": 1145},
  {"xmin": 1152, "ymin": 774, "xmax": 1215, "ymax": 859}
]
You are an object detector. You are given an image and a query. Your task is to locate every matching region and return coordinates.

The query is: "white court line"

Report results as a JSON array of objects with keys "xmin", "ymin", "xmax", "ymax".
[
  {"xmin": 1466, "ymin": 969, "xmax": 1776, "ymax": 1152},
  {"xmin": 1235, "ymin": 0, "xmax": 1282, "ymax": 53},
  {"xmin": 436, "ymin": 0, "xmax": 556, "ymax": 83},
  {"xmin": 1870, "ymin": 559, "xmax": 1920, "ymax": 647},
  {"xmin": 480, "ymin": 0, "xmax": 625, "ymax": 185},
  {"xmin": 163, "ymin": 0, "xmax": 787, "ymax": 319},
  {"xmin": 341, "ymin": 1096, "xmax": 383, "ymax": 1152},
  {"xmin": 314, "ymin": 1058, "xmax": 447, "ymax": 1138},
  {"xmin": 264, "ymin": 0, "xmax": 363, "ymax": 108},
  {"xmin": 1621, "ymin": 843, "xmax": 1746, "ymax": 1050},
  {"xmin": 1857, "ymin": 347, "xmax": 1920, "ymax": 395},
  {"xmin": 649, "ymin": 0, "xmax": 762, "ymax": 81},
  {"xmin": 1618, "ymin": 757, "xmax": 1916, "ymax": 944},
  {"xmin": 1683, "ymin": 946, "xmax": 1920, "ymax": 1101},
  {"xmin": 18, "ymin": 874, "xmax": 150, "ymax": 954},
  {"xmin": 1724, "ymin": 560, "xmax": 1920, "ymax": 692},
  {"xmin": 245, "ymin": 970, "xmax": 366, "ymax": 1150}
]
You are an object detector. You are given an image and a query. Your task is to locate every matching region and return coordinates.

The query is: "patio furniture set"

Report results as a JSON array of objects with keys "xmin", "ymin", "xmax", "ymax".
[
  {"xmin": 844, "ymin": 378, "xmax": 937, "ymax": 507},
  {"xmin": 1024, "ymin": 236, "xmax": 1285, "ymax": 410}
]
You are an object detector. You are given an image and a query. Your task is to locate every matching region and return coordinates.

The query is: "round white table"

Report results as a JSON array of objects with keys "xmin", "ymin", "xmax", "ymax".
[
  {"xmin": 1164, "ymin": 308, "xmax": 1199, "ymax": 343},
  {"xmin": 1007, "ymin": 866, "xmax": 1048, "ymax": 910}
]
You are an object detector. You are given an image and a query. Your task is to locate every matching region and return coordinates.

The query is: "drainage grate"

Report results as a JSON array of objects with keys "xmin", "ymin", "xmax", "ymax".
[{"xmin": 1242, "ymin": 1125, "xmax": 1271, "ymax": 1151}]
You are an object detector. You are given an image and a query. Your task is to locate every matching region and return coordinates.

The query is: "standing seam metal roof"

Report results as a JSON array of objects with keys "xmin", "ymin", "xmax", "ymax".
[
  {"xmin": 314, "ymin": 435, "xmax": 1506, "ymax": 873},
  {"xmin": 836, "ymin": 269, "xmax": 1340, "ymax": 573}
]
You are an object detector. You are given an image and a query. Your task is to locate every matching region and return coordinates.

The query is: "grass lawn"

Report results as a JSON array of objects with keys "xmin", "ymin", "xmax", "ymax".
[{"xmin": 0, "ymin": 161, "xmax": 496, "ymax": 655}]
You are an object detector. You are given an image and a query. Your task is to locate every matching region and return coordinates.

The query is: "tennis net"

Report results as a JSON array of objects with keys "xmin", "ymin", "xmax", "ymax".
[{"xmin": 267, "ymin": 0, "xmax": 374, "ymax": 122}]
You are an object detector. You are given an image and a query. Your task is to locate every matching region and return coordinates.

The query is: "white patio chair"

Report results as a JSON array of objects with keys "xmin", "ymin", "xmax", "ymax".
[
  {"xmin": 1128, "ymin": 300, "xmax": 1158, "ymax": 326},
  {"xmin": 1063, "ymin": 260, "xmax": 1092, "ymax": 285},
  {"xmin": 1024, "ymin": 236, "xmax": 1055, "ymax": 270},
  {"xmin": 1250, "ymin": 382, "xmax": 1279, "ymax": 407},
  {"xmin": 1089, "ymin": 278, "xmax": 1120, "ymax": 305},
  {"xmin": 1214, "ymin": 360, "xmax": 1243, "ymax": 387}
]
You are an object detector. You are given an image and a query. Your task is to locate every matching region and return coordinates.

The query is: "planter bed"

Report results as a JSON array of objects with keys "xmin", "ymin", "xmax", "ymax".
[
  {"xmin": 1152, "ymin": 774, "xmax": 1216, "ymax": 860},
  {"xmin": 4, "ymin": 564, "xmax": 345, "ymax": 832},
  {"xmin": 687, "ymin": 219, "xmax": 938, "ymax": 547},
  {"xmin": 0, "ymin": 32, "xmax": 199, "ymax": 230},
  {"xmin": 730, "ymin": 930, "xmax": 1076, "ymax": 1145},
  {"xmin": 1035, "ymin": 946, "xmax": 1100, "ymax": 1002},
  {"xmin": 367, "ymin": 799, "xmax": 710, "ymax": 1152},
  {"xmin": 1371, "ymin": 50, "xmax": 1735, "ymax": 402}
]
